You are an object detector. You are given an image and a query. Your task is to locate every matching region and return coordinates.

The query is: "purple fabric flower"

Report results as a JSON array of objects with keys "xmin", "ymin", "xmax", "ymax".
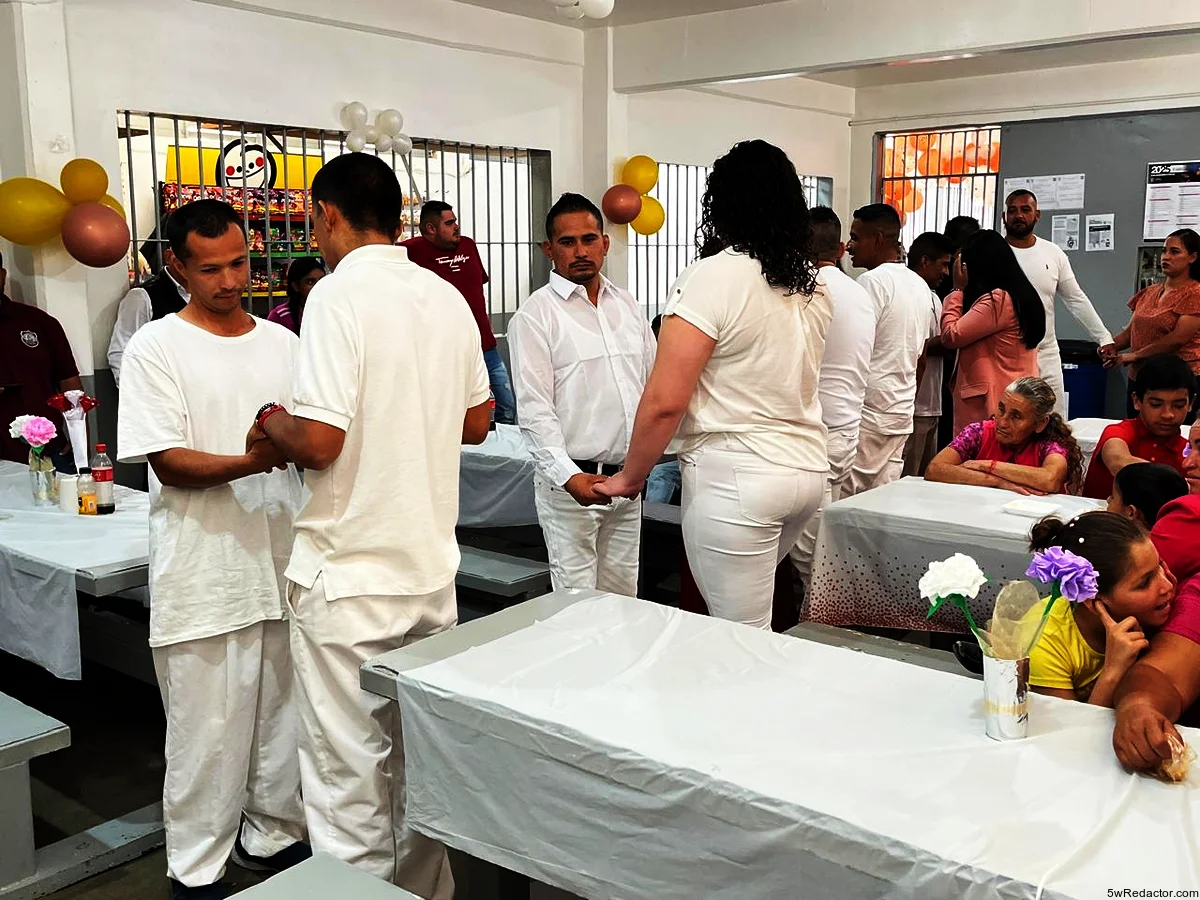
[{"xmin": 1026, "ymin": 547, "xmax": 1099, "ymax": 603}]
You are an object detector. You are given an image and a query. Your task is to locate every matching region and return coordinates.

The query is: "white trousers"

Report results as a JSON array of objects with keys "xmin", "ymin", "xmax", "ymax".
[
  {"xmin": 790, "ymin": 425, "xmax": 859, "ymax": 589},
  {"xmin": 847, "ymin": 423, "xmax": 910, "ymax": 497},
  {"xmin": 287, "ymin": 576, "xmax": 455, "ymax": 898},
  {"xmin": 153, "ymin": 620, "xmax": 306, "ymax": 887},
  {"xmin": 1037, "ymin": 344, "xmax": 1067, "ymax": 418},
  {"xmin": 682, "ymin": 442, "xmax": 824, "ymax": 630},
  {"xmin": 533, "ymin": 475, "xmax": 641, "ymax": 595}
]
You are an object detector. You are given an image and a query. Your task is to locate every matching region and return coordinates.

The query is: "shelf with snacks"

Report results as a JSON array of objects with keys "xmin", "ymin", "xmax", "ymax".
[{"xmin": 160, "ymin": 181, "xmax": 311, "ymax": 222}]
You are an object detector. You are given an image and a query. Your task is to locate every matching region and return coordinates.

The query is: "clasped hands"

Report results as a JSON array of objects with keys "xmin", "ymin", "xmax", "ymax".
[
  {"xmin": 1098, "ymin": 343, "xmax": 1135, "ymax": 370},
  {"xmin": 564, "ymin": 470, "xmax": 643, "ymax": 507},
  {"xmin": 244, "ymin": 421, "xmax": 290, "ymax": 474}
]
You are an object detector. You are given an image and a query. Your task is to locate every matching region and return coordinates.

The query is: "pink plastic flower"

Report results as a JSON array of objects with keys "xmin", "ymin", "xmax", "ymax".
[{"xmin": 20, "ymin": 416, "xmax": 57, "ymax": 448}]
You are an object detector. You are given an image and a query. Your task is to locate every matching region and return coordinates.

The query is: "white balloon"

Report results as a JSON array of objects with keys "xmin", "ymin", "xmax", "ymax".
[
  {"xmin": 579, "ymin": 0, "xmax": 613, "ymax": 17},
  {"xmin": 363, "ymin": 124, "xmax": 380, "ymax": 145},
  {"xmin": 375, "ymin": 133, "xmax": 395, "ymax": 153},
  {"xmin": 549, "ymin": 0, "xmax": 577, "ymax": 5},
  {"xmin": 393, "ymin": 133, "xmax": 414, "ymax": 156},
  {"xmin": 557, "ymin": 3, "xmax": 585, "ymax": 19},
  {"xmin": 376, "ymin": 108, "xmax": 404, "ymax": 137},
  {"xmin": 340, "ymin": 101, "xmax": 368, "ymax": 130},
  {"xmin": 345, "ymin": 131, "xmax": 367, "ymax": 152}
]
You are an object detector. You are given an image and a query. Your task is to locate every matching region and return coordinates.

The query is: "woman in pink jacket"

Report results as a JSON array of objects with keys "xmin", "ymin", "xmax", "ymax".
[{"xmin": 942, "ymin": 230, "xmax": 1046, "ymax": 434}]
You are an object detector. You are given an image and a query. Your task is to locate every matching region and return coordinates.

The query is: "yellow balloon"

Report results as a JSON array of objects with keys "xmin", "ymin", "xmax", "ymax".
[
  {"xmin": 630, "ymin": 196, "xmax": 665, "ymax": 236},
  {"xmin": 0, "ymin": 177, "xmax": 72, "ymax": 245},
  {"xmin": 621, "ymin": 155, "xmax": 659, "ymax": 195},
  {"xmin": 98, "ymin": 194, "xmax": 126, "ymax": 220},
  {"xmin": 60, "ymin": 158, "xmax": 109, "ymax": 205}
]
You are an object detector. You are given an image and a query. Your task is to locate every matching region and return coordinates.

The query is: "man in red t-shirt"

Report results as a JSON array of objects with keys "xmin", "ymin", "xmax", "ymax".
[
  {"xmin": 1081, "ymin": 353, "xmax": 1194, "ymax": 499},
  {"xmin": 400, "ymin": 201, "xmax": 515, "ymax": 423}
]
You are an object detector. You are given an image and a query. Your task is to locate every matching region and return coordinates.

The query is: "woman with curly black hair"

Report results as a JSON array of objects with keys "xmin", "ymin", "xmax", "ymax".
[{"xmin": 599, "ymin": 139, "xmax": 832, "ymax": 629}]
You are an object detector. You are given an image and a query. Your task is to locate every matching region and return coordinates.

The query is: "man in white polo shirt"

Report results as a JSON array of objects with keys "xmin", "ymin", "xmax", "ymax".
[
  {"xmin": 253, "ymin": 153, "xmax": 490, "ymax": 897},
  {"xmin": 845, "ymin": 202, "xmax": 935, "ymax": 495},
  {"xmin": 509, "ymin": 193, "xmax": 656, "ymax": 595}
]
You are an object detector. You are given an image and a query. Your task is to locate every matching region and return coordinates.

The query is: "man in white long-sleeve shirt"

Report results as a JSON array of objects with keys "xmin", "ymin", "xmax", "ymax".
[
  {"xmin": 509, "ymin": 193, "xmax": 656, "ymax": 595},
  {"xmin": 1005, "ymin": 189, "xmax": 1112, "ymax": 416},
  {"xmin": 108, "ymin": 264, "xmax": 190, "ymax": 385}
]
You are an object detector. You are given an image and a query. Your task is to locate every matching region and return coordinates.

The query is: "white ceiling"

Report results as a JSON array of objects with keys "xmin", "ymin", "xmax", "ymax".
[{"xmin": 453, "ymin": 0, "xmax": 777, "ymax": 27}]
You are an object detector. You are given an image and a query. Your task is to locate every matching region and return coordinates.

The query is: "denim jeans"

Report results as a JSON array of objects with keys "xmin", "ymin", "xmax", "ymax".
[
  {"xmin": 646, "ymin": 460, "xmax": 681, "ymax": 504},
  {"xmin": 484, "ymin": 347, "xmax": 516, "ymax": 425}
]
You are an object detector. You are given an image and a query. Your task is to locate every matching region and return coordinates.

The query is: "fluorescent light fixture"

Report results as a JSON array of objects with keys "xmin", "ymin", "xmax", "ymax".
[
  {"xmin": 887, "ymin": 52, "xmax": 979, "ymax": 67},
  {"xmin": 715, "ymin": 72, "xmax": 806, "ymax": 84}
]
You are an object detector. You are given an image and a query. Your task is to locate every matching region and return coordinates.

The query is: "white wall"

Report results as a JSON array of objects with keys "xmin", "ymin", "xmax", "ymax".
[{"xmin": 61, "ymin": 0, "xmax": 585, "ymax": 369}]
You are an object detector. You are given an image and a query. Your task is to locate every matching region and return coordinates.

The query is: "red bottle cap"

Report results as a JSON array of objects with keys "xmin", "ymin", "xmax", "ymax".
[{"xmin": 95, "ymin": 443, "xmax": 106, "ymax": 453}]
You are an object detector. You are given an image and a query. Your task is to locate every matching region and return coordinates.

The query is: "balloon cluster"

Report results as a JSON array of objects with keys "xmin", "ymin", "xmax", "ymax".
[
  {"xmin": 882, "ymin": 131, "xmax": 1001, "ymax": 222},
  {"xmin": 0, "ymin": 160, "xmax": 131, "ymax": 268},
  {"xmin": 543, "ymin": 0, "xmax": 614, "ymax": 20},
  {"xmin": 340, "ymin": 103, "xmax": 413, "ymax": 156},
  {"xmin": 601, "ymin": 155, "xmax": 665, "ymax": 236}
]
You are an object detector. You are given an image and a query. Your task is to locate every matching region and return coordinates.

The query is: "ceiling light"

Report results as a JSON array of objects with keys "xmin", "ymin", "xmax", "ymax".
[{"xmin": 545, "ymin": 0, "xmax": 614, "ymax": 20}]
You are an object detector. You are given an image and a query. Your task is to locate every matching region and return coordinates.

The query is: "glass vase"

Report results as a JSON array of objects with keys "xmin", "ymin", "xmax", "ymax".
[{"xmin": 28, "ymin": 449, "xmax": 56, "ymax": 507}]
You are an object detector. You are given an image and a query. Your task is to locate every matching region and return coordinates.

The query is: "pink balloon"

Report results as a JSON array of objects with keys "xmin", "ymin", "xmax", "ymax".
[
  {"xmin": 602, "ymin": 184, "xmax": 642, "ymax": 226},
  {"xmin": 61, "ymin": 202, "xmax": 130, "ymax": 268}
]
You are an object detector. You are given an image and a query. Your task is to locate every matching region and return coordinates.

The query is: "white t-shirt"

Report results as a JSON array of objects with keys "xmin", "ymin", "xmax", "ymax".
[
  {"xmin": 1011, "ymin": 236, "xmax": 1112, "ymax": 358},
  {"xmin": 286, "ymin": 244, "xmax": 489, "ymax": 601},
  {"xmin": 665, "ymin": 249, "xmax": 832, "ymax": 472},
  {"xmin": 857, "ymin": 262, "xmax": 936, "ymax": 435},
  {"xmin": 116, "ymin": 315, "xmax": 303, "ymax": 648},
  {"xmin": 816, "ymin": 265, "xmax": 876, "ymax": 432},
  {"xmin": 914, "ymin": 287, "xmax": 944, "ymax": 417}
]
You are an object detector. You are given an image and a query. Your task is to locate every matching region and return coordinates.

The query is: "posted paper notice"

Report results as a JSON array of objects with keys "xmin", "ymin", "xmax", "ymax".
[
  {"xmin": 1143, "ymin": 161, "xmax": 1200, "ymax": 240},
  {"xmin": 1003, "ymin": 173, "xmax": 1086, "ymax": 210},
  {"xmin": 1052, "ymin": 215, "xmax": 1080, "ymax": 251},
  {"xmin": 1086, "ymin": 214, "xmax": 1114, "ymax": 252}
]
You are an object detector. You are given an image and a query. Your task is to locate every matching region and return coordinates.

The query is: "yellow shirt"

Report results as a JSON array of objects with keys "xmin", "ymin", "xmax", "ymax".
[{"xmin": 1026, "ymin": 600, "xmax": 1105, "ymax": 692}]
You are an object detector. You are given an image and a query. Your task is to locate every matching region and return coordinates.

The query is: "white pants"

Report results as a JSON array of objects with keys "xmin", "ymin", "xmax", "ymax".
[
  {"xmin": 287, "ymin": 576, "xmax": 455, "ymax": 898},
  {"xmin": 682, "ymin": 442, "xmax": 824, "ymax": 630},
  {"xmin": 153, "ymin": 620, "xmax": 305, "ymax": 887},
  {"xmin": 847, "ymin": 423, "xmax": 910, "ymax": 497},
  {"xmin": 534, "ymin": 475, "xmax": 641, "ymax": 595},
  {"xmin": 1037, "ymin": 344, "xmax": 1067, "ymax": 417},
  {"xmin": 790, "ymin": 425, "xmax": 859, "ymax": 589}
]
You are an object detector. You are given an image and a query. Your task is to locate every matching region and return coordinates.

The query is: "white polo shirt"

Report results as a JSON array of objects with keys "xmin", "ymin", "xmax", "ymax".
[
  {"xmin": 285, "ymin": 244, "xmax": 490, "ymax": 601},
  {"xmin": 816, "ymin": 264, "xmax": 876, "ymax": 432}
]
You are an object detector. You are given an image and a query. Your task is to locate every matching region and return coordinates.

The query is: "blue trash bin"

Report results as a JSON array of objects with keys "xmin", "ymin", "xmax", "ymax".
[{"xmin": 1059, "ymin": 340, "xmax": 1107, "ymax": 419}]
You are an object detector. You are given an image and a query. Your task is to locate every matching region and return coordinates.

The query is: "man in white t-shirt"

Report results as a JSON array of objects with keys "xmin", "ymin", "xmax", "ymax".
[
  {"xmin": 903, "ymin": 231, "xmax": 955, "ymax": 477},
  {"xmin": 509, "ymin": 193, "xmax": 656, "ymax": 595},
  {"xmin": 846, "ymin": 203, "xmax": 935, "ymax": 495},
  {"xmin": 790, "ymin": 206, "xmax": 875, "ymax": 586},
  {"xmin": 252, "ymin": 154, "xmax": 490, "ymax": 897},
  {"xmin": 1005, "ymin": 189, "xmax": 1112, "ymax": 416},
  {"xmin": 117, "ymin": 200, "xmax": 308, "ymax": 900}
]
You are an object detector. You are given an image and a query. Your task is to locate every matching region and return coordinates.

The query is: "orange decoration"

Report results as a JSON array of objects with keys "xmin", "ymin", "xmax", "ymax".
[
  {"xmin": 987, "ymin": 144, "xmax": 1001, "ymax": 173},
  {"xmin": 915, "ymin": 150, "xmax": 941, "ymax": 178},
  {"xmin": 947, "ymin": 155, "xmax": 968, "ymax": 184},
  {"xmin": 882, "ymin": 148, "xmax": 910, "ymax": 179}
]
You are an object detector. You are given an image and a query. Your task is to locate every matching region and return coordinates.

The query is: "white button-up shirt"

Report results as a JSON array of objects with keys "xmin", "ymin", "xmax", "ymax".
[
  {"xmin": 107, "ymin": 272, "xmax": 190, "ymax": 385},
  {"xmin": 509, "ymin": 270, "xmax": 656, "ymax": 487}
]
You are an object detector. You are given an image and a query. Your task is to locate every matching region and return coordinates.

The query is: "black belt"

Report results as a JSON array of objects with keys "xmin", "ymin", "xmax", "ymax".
[{"xmin": 572, "ymin": 459, "xmax": 621, "ymax": 477}]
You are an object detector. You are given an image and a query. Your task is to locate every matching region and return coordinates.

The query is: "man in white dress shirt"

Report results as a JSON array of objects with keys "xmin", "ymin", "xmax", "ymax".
[
  {"xmin": 107, "ymin": 259, "xmax": 190, "ymax": 385},
  {"xmin": 1005, "ymin": 189, "xmax": 1112, "ymax": 416},
  {"xmin": 790, "ymin": 206, "xmax": 876, "ymax": 586},
  {"xmin": 509, "ymin": 193, "xmax": 656, "ymax": 595},
  {"xmin": 845, "ymin": 203, "xmax": 935, "ymax": 495}
]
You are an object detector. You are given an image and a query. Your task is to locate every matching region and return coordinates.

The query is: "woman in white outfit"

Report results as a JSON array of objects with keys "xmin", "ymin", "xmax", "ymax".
[{"xmin": 598, "ymin": 140, "xmax": 833, "ymax": 628}]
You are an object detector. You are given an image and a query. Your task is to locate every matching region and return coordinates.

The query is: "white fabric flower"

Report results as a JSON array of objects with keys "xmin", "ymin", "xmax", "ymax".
[
  {"xmin": 919, "ymin": 553, "xmax": 988, "ymax": 603},
  {"xmin": 8, "ymin": 415, "xmax": 33, "ymax": 441}
]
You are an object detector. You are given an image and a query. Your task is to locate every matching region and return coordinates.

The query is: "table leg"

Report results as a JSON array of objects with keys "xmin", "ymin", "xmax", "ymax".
[
  {"xmin": 496, "ymin": 867, "xmax": 531, "ymax": 900},
  {"xmin": 0, "ymin": 762, "xmax": 35, "ymax": 888}
]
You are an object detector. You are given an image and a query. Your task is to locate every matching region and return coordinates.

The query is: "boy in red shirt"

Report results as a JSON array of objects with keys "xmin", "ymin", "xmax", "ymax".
[{"xmin": 1082, "ymin": 353, "xmax": 1194, "ymax": 499}]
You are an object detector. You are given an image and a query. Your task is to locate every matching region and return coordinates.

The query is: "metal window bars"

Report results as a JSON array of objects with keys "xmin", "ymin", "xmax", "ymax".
[
  {"xmin": 876, "ymin": 127, "xmax": 1002, "ymax": 248},
  {"xmin": 115, "ymin": 111, "xmax": 551, "ymax": 328},
  {"xmin": 628, "ymin": 163, "xmax": 833, "ymax": 318}
]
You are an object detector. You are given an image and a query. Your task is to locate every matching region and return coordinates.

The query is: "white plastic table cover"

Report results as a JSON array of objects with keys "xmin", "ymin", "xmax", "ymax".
[
  {"xmin": 806, "ymin": 478, "xmax": 1102, "ymax": 632},
  {"xmin": 388, "ymin": 594, "xmax": 1200, "ymax": 900},
  {"xmin": 458, "ymin": 424, "xmax": 538, "ymax": 528},
  {"xmin": 1068, "ymin": 417, "xmax": 1191, "ymax": 476},
  {"xmin": 0, "ymin": 460, "xmax": 149, "ymax": 679}
]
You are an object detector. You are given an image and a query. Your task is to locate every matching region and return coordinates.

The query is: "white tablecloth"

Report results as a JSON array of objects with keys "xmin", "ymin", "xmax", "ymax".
[
  {"xmin": 1068, "ymin": 417, "xmax": 1191, "ymax": 475},
  {"xmin": 806, "ymin": 478, "xmax": 1101, "ymax": 632},
  {"xmin": 388, "ymin": 594, "xmax": 1199, "ymax": 899},
  {"xmin": 0, "ymin": 460, "xmax": 149, "ymax": 679},
  {"xmin": 458, "ymin": 425, "xmax": 537, "ymax": 528}
]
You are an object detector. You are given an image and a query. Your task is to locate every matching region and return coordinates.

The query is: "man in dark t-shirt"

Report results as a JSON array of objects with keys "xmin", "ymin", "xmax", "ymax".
[
  {"xmin": 401, "ymin": 201, "xmax": 515, "ymax": 424},
  {"xmin": 0, "ymin": 252, "xmax": 83, "ymax": 462}
]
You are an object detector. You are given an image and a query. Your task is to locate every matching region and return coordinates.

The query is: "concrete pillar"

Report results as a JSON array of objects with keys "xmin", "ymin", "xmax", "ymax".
[{"xmin": 582, "ymin": 27, "xmax": 629, "ymax": 289}]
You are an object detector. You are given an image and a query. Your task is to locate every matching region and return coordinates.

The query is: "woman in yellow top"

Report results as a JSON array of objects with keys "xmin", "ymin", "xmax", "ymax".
[{"xmin": 1026, "ymin": 511, "xmax": 1175, "ymax": 706}]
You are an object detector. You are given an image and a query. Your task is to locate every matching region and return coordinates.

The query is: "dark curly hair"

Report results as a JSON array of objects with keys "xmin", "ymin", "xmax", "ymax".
[{"xmin": 696, "ymin": 140, "xmax": 817, "ymax": 296}]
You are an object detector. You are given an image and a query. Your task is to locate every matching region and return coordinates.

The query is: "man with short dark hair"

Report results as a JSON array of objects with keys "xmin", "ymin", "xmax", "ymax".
[
  {"xmin": 509, "ymin": 192, "xmax": 655, "ymax": 594},
  {"xmin": 117, "ymin": 199, "xmax": 309, "ymax": 900},
  {"xmin": 1005, "ymin": 189, "xmax": 1112, "ymax": 416},
  {"xmin": 845, "ymin": 203, "xmax": 936, "ymax": 494},
  {"xmin": 0, "ymin": 251, "xmax": 83, "ymax": 463},
  {"xmin": 1081, "ymin": 353, "xmax": 1196, "ymax": 499},
  {"xmin": 903, "ymin": 231, "xmax": 954, "ymax": 476},
  {"xmin": 400, "ymin": 200, "xmax": 515, "ymax": 423},
  {"xmin": 252, "ymin": 153, "xmax": 489, "ymax": 897}
]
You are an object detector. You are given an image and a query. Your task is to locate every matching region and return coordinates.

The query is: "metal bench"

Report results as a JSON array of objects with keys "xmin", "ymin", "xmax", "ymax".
[
  {"xmin": 456, "ymin": 546, "xmax": 552, "ymax": 602},
  {"xmin": 234, "ymin": 853, "xmax": 421, "ymax": 898}
]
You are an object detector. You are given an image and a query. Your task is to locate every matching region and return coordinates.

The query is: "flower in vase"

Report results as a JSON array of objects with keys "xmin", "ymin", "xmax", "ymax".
[
  {"xmin": 18, "ymin": 416, "xmax": 57, "ymax": 450},
  {"xmin": 919, "ymin": 553, "xmax": 988, "ymax": 604},
  {"xmin": 1026, "ymin": 547, "xmax": 1099, "ymax": 603},
  {"xmin": 8, "ymin": 415, "xmax": 33, "ymax": 441}
]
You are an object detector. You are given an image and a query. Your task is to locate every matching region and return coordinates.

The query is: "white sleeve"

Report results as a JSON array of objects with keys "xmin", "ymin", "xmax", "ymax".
[
  {"xmin": 466, "ymin": 337, "xmax": 489, "ymax": 409},
  {"xmin": 107, "ymin": 288, "xmax": 152, "ymax": 386},
  {"xmin": 664, "ymin": 261, "xmax": 725, "ymax": 340},
  {"xmin": 116, "ymin": 335, "xmax": 188, "ymax": 464},
  {"xmin": 508, "ymin": 308, "xmax": 579, "ymax": 487},
  {"xmin": 292, "ymin": 291, "xmax": 358, "ymax": 432},
  {"xmin": 1055, "ymin": 251, "xmax": 1113, "ymax": 345}
]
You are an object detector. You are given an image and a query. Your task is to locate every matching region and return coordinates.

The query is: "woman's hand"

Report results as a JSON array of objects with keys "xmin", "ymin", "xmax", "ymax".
[
  {"xmin": 1097, "ymin": 600, "xmax": 1150, "ymax": 681},
  {"xmin": 952, "ymin": 253, "xmax": 969, "ymax": 291},
  {"xmin": 594, "ymin": 470, "xmax": 644, "ymax": 500},
  {"xmin": 1099, "ymin": 343, "xmax": 1119, "ymax": 369},
  {"xmin": 1116, "ymin": 351, "xmax": 1140, "ymax": 368}
]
